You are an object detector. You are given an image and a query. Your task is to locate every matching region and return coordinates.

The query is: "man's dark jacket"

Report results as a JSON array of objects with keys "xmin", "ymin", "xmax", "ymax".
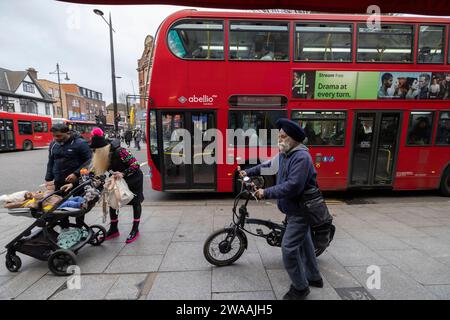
[
  {"xmin": 45, "ymin": 133, "xmax": 92, "ymax": 188},
  {"xmin": 245, "ymin": 144, "xmax": 317, "ymax": 215}
]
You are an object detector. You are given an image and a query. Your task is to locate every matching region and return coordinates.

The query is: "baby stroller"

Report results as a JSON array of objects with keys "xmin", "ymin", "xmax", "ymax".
[{"xmin": 4, "ymin": 174, "xmax": 107, "ymax": 276}]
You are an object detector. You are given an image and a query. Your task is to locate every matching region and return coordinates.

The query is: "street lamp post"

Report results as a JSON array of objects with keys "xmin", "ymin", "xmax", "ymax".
[
  {"xmin": 49, "ymin": 63, "xmax": 69, "ymax": 119},
  {"xmin": 94, "ymin": 9, "xmax": 119, "ymax": 134}
]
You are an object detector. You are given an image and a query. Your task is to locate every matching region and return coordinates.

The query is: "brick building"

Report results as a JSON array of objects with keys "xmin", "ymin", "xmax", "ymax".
[{"xmin": 137, "ymin": 35, "xmax": 154, "ymax": 109}]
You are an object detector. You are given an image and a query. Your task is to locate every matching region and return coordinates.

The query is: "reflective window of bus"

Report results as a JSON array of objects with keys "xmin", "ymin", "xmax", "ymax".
[
  {"xmin": 33, "ymin": 121, "xmax": 43, "ymax": 133},
  {"xmin": 407, "ymin": 111, "xmax": 434, "ymax": 145},
  {"xmin": 436, "ymin": 111, "xmax": 450, "ymax": 145},
  {"xmin": 168, "ymin": 20, "xmax": 224, "ymax": 60},
  {"xmin": 18, "ymin": 121, "xmax": 32, "ymax": 135},
  {"xmin": 357, "ymin": 24, "xmax": 413, "ymax": 63},
  {"xmin": 418, "ymin": 25, "xmax": 445, "ymax": 64},
  {"xmin": 229, "ymin": 21, "xmax": 289, "ymax": 61},
  {"xmin": 291, "ymin": 111, "xmax": 346, "ymax": 146},
  {"xmin": 149, "ymin": 110, "xmax": 158, "ymax": 155},
  {"xmin": 294, "ymin": 23, "xmax": 352, "ymax": 62},
  {"xmin": 228, "ymin": 110, "xmax": 287, "ymax": 146}
]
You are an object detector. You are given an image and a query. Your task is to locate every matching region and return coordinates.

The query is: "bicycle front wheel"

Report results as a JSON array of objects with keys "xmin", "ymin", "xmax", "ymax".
[{"xmin": 203, "ymin": 228, "xmax": 247, "ymax": 266}]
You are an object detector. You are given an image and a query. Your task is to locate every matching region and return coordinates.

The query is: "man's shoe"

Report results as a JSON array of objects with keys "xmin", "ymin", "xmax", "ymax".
[
  {"xmin": 308, "ymin": 278, "xmax": 324, "ymax": 288},
  {"xmin": 282, "ymin": 285, "xmax": 310, "ymax": 300}
]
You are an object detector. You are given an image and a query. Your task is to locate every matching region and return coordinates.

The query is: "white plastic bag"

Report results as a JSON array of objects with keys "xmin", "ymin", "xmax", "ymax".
[{"xmin": 104, "ymin": 176, "xmax": 135, "ymax": 210}]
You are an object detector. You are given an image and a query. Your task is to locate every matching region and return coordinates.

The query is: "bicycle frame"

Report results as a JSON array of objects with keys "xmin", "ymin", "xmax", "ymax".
[{"xmin": 228, "ymin": 178, "xmax": 286, "ymax": 247}]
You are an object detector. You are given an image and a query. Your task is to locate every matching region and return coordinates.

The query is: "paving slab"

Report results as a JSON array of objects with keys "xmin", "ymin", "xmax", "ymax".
[
  {"xmin": 266, "ymin": 269, "xmax": 340, "ymax": 300},
  {"xmin": 50, "ymin": 274, "xmax": 119, "ymax": 300},
  {"xmin": 255, "ymin": 240, "xmax": 284, "ymax": 270},
  {"xmin": 16, "ymin": 275, "xmax": 67, "ymax": 300},
  {"xmin": 212, "ymin": 253, "xmax": 272, "ymax": 293},
  {"xmin": 0, "ymin": 261, "xmax": 48, "ymax": 299},
  {"xmin": 346, "ymin": 265, "xmax": 437, "ymax": 300},
  {"xmin": 104, "ymin": 255, "xmax": 163, "ymax": 273},
  {"xmin": 105, "ymin": 273, "xmax": 147, "ymax": 300},
  {"xmin": 118, "ymin": 232, "xmax": 173, "ymax": 256},
  {"xmin": 147, "ymin": 271, "xmax": 211, "ymax": 300},
  {"xmin": 345, "ymin": 230, "xmax": 410, "ymax": 251},
  {"xmin": 140, "ymin": 216, "xmax": 181, "ymax": 233},
  {"xmin": 376, "ymin": 249, "xmax": 450, "ymax": 285},
  {"xmin": 316, "ymin": 253, "xmax": 361, "ymax": 289},
  {"xmin": 212, "ymin": 291, "xmax": 276, "ymax": 300},
  {"xmin": 328, "ymin": 238, "xmax": 390, "ymax": 267},
  {"xmin": 173, "ymin": 219, "xmax": 213, "ymax": 242},
  {"xmin": 75, "ymin": 242, "xmax": 126, "ymax": 274},
  {"xmin": 424, "ymin": 285, "xmax": 450, "ymax": 300},
  {"xmin": 0, "ymin": 276, "xmax": 13, "ymax": 287},
  {"xmin": 159, "ymin": 242, "xmax": 212, "ymax": 272},
  {"xmin": 399, "ymin": 236, "xmax": 450, "ymax": 258}
]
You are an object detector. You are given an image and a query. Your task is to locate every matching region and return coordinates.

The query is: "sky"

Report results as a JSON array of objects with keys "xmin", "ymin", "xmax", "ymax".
[{"xmin": 0, "ymin": 0, "xmax": 227, "ymax": 104}]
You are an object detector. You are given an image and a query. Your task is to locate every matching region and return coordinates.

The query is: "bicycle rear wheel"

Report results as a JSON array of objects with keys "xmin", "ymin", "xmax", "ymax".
[{"xmin": 203, "ymin": 228, "xmax": 246, "ymax": 266}]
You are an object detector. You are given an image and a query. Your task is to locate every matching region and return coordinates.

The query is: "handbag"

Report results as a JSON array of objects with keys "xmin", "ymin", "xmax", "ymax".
[
  {"xmin": 104, "ymin": 176, "xmax": 135, "ymax": 210},
  {"xmin": 299, "ymin": 186, "xmax": 333, "ymax": 227}
]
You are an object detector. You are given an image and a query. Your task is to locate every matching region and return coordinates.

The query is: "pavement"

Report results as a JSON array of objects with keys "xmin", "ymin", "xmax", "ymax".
[{"xmin": 1, "ymin": 197, "xmax": 450, "ymax": 300}]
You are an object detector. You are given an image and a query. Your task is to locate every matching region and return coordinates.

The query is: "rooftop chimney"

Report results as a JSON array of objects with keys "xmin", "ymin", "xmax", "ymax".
[{"xmin": 26, "ymin": 68, "xmax": 38, "ymax": 80}]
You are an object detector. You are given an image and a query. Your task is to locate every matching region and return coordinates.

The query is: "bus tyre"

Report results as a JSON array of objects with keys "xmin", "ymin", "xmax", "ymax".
[
  {"xmin": 203, "ymin": 228, "xmax": 247, "ymax": 266},
  {"xmin": 23, "ymin": 140, "xmax": 33, "ymax": 151},
  {"xmin": 440, "ymin": 168, "xmax": 450, "ymax": 197}
]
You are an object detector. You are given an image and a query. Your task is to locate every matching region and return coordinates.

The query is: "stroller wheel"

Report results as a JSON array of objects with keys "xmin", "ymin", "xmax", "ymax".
[
  {"xmin": 6, "ymin": 255, "xmax": 22, "ymax": 273},
  {"xmin": 48, "ymin": 250, "xmax": 77, "ymax": 276},
  {"xmin": 88, "ymin": 225, "xmax": 107, "ymax": 246}
]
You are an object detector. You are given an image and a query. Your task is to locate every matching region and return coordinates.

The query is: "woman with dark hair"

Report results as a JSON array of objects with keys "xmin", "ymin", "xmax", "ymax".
[{"xmin": 88, "ymin": 128, "xmax": 144, "ymax": 243}]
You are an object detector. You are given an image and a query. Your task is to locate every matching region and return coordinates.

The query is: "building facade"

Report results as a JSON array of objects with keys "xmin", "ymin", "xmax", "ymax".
[
  {"xmin": 0, "ymin": 67, "xmax": 55, "ymax": 117},
  {"xmin": 137, "ymin": 35, "xmax": 154, "ymax": 109},
  {"xmin": 37, "ymin": 79, "xmax": 65, "ymax": 118}
]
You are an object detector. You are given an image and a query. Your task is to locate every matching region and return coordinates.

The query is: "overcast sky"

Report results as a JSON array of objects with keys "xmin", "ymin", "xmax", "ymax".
[{"xmin": 0, "ymin": 0, "xmax": 224, "ymax": 104}]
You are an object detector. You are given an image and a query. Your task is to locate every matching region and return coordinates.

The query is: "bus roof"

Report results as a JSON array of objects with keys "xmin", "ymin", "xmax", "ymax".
[{"xmin": 163, "ymin": 9, "xmax": 450, "ymax": 24}]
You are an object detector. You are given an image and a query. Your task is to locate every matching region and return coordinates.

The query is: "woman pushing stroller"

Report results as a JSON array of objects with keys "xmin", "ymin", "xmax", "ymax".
[{"xmin": 63, "ymin": 128, "xmax": 144, "ymax": 244}]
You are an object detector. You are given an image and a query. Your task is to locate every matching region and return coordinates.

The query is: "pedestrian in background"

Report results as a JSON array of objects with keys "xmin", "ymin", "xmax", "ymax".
[
  {"xmin": 124, "ymin": 129, "xmax": 132, "ymax": 148},
  {"xmin": 134, "ymin": 128, "xmax": 142, "ymax": 151}
]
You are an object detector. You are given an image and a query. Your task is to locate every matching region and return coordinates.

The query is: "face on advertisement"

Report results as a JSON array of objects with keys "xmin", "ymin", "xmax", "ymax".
[{"xmin": 419, "ymin": 76, "xmax": 429, "ymax": 88}]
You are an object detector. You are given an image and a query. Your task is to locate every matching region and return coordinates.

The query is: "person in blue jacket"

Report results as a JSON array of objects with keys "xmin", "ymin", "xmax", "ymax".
[
  {"xmin": 44, "ymin": 123, "xmax": 92, "ymax": 192},
  {"xmin": 238, "ymin": 118, "xmax": 322, "ymax": 300}
]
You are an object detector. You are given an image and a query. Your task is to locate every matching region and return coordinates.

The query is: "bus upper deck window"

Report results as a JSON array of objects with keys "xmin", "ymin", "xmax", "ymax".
[
  {"xmin": 357, "ymin": 24, "xmax": 413, "ymax": 63},
  {"xmin": 168, "ymin": 20, "xmax": 224, "ymax": 60},
  {"xmin": 295, "ymin": 23, "xmax": 352, "ymax": 62},
  {"xmin": 418, "ymin": 25, "xmax": 445, "ymax": 64},
  {"xmin": 229, "ymin": 21, "xmax": 289, "ymax": 61}
]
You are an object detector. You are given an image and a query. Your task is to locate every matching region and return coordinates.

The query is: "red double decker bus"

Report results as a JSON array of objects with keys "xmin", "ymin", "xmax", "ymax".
[
  {"xmin": 146, "ymin": 10, "xmax": 450, "ymax": 196},
  {"xmin": 52, "ymin": 118, "xmax": 114, "ymax": 142},
  {"xmin": 0, "ymin": 111, "xmax": 53, "ymax": 151}
]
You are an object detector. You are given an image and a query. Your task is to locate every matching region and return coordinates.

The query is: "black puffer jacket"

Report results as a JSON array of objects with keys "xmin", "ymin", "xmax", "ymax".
[{"xmin": 45, "ymin": 133, "xmax": 92, "ymax": 189}]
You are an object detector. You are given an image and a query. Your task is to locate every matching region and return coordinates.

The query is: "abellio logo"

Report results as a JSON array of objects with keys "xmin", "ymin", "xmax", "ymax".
[{"xmin": 178, "ymin": 94, "xmax": 217, "ymax": 105}]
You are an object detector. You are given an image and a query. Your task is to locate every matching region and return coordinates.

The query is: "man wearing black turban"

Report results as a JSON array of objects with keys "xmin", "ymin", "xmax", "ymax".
[{"xmin": 238, "ymin": 118, "xmax": 322, "ymax": 300}]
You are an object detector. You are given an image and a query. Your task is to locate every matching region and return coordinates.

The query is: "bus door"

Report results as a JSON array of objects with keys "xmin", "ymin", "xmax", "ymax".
[
  {"xmin": 159, "ymin": 111, "xmax": 216, "ymax": 191},
  {"xmin": 0, "ymin": 119, "xmax": 15, "ymax": 151},
  {"xmin": 349, "ymin": 111, "xmax": 401, "ymax": 187}
]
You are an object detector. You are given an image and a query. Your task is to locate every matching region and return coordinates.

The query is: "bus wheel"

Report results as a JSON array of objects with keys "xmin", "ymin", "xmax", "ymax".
[
  {"xmin": 23, "ymin": 140, "xmax": 33, "ymax": 151},
  {"xmin": 440, "ymin": 168, "xmax": 450, "ymax": 197}
]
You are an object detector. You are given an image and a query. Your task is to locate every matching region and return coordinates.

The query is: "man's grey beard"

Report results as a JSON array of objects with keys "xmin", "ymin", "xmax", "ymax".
[{"xmin": 278, "ymin": 136, "xmax": 296, "ymax": 153}]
